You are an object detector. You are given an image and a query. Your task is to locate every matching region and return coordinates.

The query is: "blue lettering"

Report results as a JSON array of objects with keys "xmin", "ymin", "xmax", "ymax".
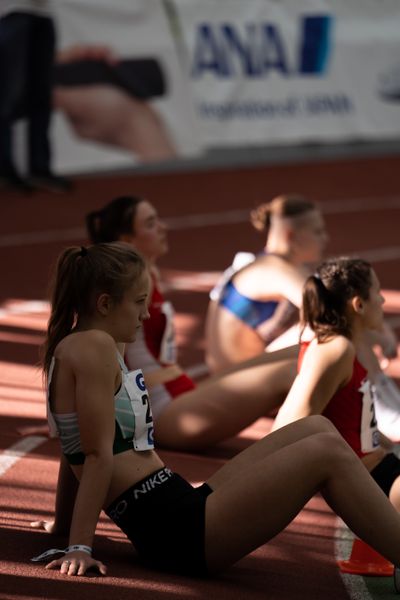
[
  {"xmin": 221, "ymin": 24, "xmax": 259, "ymax": 76},
  {"xmin": 148, "ymin": 427, "xmax": 154, "ymax": 445},
  {"xmin": 191, "ymin": 16, "xmax": 332, "ymax": 80},
  {"xmin": 299, "ymin": 16, "xmax": 333, "ymax": 74},
  {"xmin": 261, "ymin": 25, "xmax": 290, "ymax": 75},
  {"xmin": 305, "ymin": 94, "xmax": 353, "ymax": 115},
  {"xmin": 136, "ymin": 372, "xmax": 146, "ymax": 391},
  {"xmin": 192, "ymin": 23, "xmax": 290, "ymax": 78},
  {"xmin": 191, "ymin": 23, "xmax": 230, "ymax": 77}
]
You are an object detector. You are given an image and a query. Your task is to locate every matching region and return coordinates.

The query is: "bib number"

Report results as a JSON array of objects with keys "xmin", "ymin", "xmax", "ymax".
[
  {"xmin": 124, "ymin": 369, "xmax": 154, "ymax": 451},
  {"xmin": 359, "ymin": 379, "xmax": 380, "ymax": 453},
  {"xmin": 159, "ymin": 301, "xmax": 177, "ymax": 364}
]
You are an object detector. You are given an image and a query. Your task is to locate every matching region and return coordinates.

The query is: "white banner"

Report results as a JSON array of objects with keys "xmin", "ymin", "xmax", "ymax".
[
  {"xmin": 51, "ymin": 0, "xmax": 202, "ymax": 173},
  {"xmin": 172, "ymin": 0, "xmax": 400, "ymax": 147}
]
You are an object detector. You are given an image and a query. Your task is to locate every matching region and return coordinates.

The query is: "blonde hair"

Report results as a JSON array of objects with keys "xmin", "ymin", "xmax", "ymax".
[{"xmin": 250, "ymin": 194, "xmax": 317, "ymax": 232}]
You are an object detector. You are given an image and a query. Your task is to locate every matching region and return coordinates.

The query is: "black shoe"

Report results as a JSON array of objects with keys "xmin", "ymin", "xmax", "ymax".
[
  {"xmin": 0, "ymin": 171, "xmax": 34, "ymax": 194},
  {"xmin": 30, "ymin": 172, "xmax": 73, "ymax": 194}
]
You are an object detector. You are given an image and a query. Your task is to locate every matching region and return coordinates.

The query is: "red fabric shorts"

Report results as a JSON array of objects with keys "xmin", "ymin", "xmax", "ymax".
[{"xmin": 164, "ymin": 373, "xmax": 196, "ymax": 398}]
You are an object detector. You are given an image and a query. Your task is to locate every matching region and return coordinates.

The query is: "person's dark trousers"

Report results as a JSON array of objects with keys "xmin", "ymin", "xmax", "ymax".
[
  {"xmin": 0, "ymin": 11, "xmax": 55, "ymax": 177},
  {"xmin": 27, "ymin": 12, "xmax": 55, "ymax": 175}
]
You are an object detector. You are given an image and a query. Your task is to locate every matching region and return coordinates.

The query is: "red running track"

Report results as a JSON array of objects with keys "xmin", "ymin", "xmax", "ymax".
[{"xmin": 1, "ymin": 153, "xmax": 400, "ymax": 599}]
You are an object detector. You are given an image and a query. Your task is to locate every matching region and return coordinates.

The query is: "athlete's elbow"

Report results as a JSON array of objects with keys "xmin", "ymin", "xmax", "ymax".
[{"xmin": 84, "ymin": 446, "xmax": 114, "ymax": 466}]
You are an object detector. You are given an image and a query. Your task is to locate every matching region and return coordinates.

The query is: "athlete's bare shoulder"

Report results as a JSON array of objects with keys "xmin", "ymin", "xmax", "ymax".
[
  {"xmin": 324, "ymin": 335, "xmax": 355, "ymax": 360},
  {"xmin": 55, "ymin": 330, "xmax": 118, "ymax": 372},
  {"xmin": 308, "ymin": 335, "xmax": 355, "ymax": 371}
]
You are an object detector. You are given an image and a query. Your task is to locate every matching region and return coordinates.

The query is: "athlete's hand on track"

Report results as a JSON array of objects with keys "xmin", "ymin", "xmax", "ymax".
[
  {"xmin": 30, "ymin": 520, "xmax": 56, "ymax": 533},
  {"xmin": 30, "ymin": 520, "xmax": 70, "ymax": 537},
  {"xmin": 45, "ymin": 550, "xmax": 107, "ymax": 576}
]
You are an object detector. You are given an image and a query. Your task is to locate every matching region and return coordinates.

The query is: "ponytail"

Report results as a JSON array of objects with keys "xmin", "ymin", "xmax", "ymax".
[
  {"xmin": 86, "ymin": 196, "xmax": 143, "ymax": 244},
  {"xmin": 301, "ymin": 257, "xmax": 372, "ymax": 342},
  {"xmin": 42, "ymin": 242, "xmax": 146, "ymax": 378},
  {"xmin": 42, "ymin": 247, "xmax": 83, "ymax": 376},
  {"xmin": 250, "ymin": 194, "xmax": 317, "ymax": 233},
  {"xmin": 250, "ymin": 203, "xmax": 271, "ymax": 232}
]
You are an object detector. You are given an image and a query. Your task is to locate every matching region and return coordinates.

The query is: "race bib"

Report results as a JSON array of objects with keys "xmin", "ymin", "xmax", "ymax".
[
  {"xmin": 159, "ymin": 301, "xmax": 177, "ymax": 365},
  {"xmin": 359, "ymin": 379, "xmax": 380, "ymax": 453},
  {"xmin": 123, "ymin": 369, "xmax": 154, "ymax": 451}
]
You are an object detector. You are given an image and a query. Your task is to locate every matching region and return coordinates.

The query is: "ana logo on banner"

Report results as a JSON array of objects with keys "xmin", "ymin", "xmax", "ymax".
[{"xmin": 192, "ymin": 16, "xmax": 333, "ymax": 78}]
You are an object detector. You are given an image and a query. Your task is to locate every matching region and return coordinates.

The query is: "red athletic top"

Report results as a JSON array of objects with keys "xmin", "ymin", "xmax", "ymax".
[
  {"xmin": 142, "ymin": 276, "xmax": 196, "ymax": 398},
  {"xmin": 143, "ymin": 279, "xmax": 169, "ymax": 363},
  {"xmin": 299, "ymin": 342, "xmax": 380, "ymax": 458}
]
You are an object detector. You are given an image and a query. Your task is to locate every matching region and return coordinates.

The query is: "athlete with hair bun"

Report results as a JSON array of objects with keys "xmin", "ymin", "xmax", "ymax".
[{"xmin": 205, "ymin": 194, "xmax": 328, "ymax": 372}]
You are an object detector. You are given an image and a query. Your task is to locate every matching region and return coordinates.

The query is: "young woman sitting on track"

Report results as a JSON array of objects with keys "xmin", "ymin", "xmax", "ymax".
[
  {"xmin": 272, "ymin": 257, "xmax": 400, "ymax": 508},
  {"xmin": 31, "ymin": 242, "xmax": 400, "ymax": 587},
  {"xmin": 205, "ymin": 194, "xmax": 328, "ymax": 371},
  {"xmin": 85, "ymin": 196, "xmax": 298, "ymax": 451}
]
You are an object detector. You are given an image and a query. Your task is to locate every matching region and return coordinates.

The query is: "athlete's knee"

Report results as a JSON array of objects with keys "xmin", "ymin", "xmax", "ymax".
[
  {"xmin": 313, "ymin": 430, "xmax": 356, "ymax": 466},
  {"xmin": 303, "ymin": 414, "xmax": 338, "ymax": 435}
]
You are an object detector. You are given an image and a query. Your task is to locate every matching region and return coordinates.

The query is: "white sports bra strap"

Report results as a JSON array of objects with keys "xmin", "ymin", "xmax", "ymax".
[{"xmin": 46, "ymin": 357, "xmax": 59, "ymax": 437}]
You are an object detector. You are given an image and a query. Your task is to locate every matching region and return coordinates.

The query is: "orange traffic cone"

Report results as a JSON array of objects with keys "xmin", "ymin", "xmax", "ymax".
[{"xmin": 337, "ymin": 538, "xmax": 394, "ymax": 576}]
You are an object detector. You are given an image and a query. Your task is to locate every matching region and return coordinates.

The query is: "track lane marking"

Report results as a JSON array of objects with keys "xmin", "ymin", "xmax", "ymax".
[
  {"xmin": 335, "ymin": 518, "xmax": 374, "ymax": 600},
  {"xmin": 1, "ymin": 194, "xmax": 400, "ymax": 247},
  {"xmin": 0, "ymin": 437, "xmax": 47, "ymax": 477}
]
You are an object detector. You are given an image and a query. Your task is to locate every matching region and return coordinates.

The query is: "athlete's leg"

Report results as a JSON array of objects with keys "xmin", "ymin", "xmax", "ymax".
[
  {"xmin": 206, "ymin": 415, "xmax": 335, "ymax": 486},
  {"xmin": 204, "ymin": 421, "xmax": 400, "ymax": 572},
  {"xmin": 154, "ymin": 359, "xmax": 296, "ymax": 450},
  {"xmin": 390, "ymin": 476, "xmax": 400, "ymax": 512}
]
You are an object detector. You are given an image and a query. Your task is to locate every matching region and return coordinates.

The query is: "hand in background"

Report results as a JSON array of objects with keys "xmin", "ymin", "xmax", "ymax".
[{"xmin": 54, "ymin": 44, "xmax": 177, "ymax": 161}]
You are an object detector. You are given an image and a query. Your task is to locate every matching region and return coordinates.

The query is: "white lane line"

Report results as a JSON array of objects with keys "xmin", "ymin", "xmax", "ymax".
[
  {"xmin": 1, "ymin": 195, "xmax": 400, "ymax": 248},
  {"xmin": 0, "ymin": 300, "xmax": 50, "ymax": 318},
  {"xmin": 355, "ymin": 246, "xmax": 400, "ymax": 263},
  {"xmin": 166, "ymin": 195, "xmax": 400, "ymax": 230},
  {"xmin": 322, "ymin": 195, "xmax": 400, "ymax": 215},
  {"xmin": 0, "ymin": 227, "xmax": 86, "ymax": 248},
  {"xmin": 0, "ymin": 437, "xmax": 47, "ymax": 477},
  {"xmin": 335, "ymin": 518, "xmax": 374, "ymax": 600}
]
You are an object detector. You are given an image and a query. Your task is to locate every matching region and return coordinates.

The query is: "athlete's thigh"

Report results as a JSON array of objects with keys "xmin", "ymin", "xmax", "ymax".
[
  {"xmin": 206, "ymin": 415, "xmax": 336, "ymax": 490},
  {"xmin": 155, "ymin": 359, "xmax": 295, "ymax": 449},
  {"xmin": 204, "ymin": 433, "xmax": 332, "ymax": 572},
  {"xmin": 188, "ymin": 357, "xmax": 296, "ymax": 421}
]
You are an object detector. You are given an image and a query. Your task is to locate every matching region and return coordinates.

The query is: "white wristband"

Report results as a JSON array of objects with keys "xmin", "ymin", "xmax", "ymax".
[
  {"xmin": 31, "ymin": 545, "xmax": 92, "ymax": 562},
  {"xmin": 66, "ymin": 544, "xmax": 92, "ymax": 555}
]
